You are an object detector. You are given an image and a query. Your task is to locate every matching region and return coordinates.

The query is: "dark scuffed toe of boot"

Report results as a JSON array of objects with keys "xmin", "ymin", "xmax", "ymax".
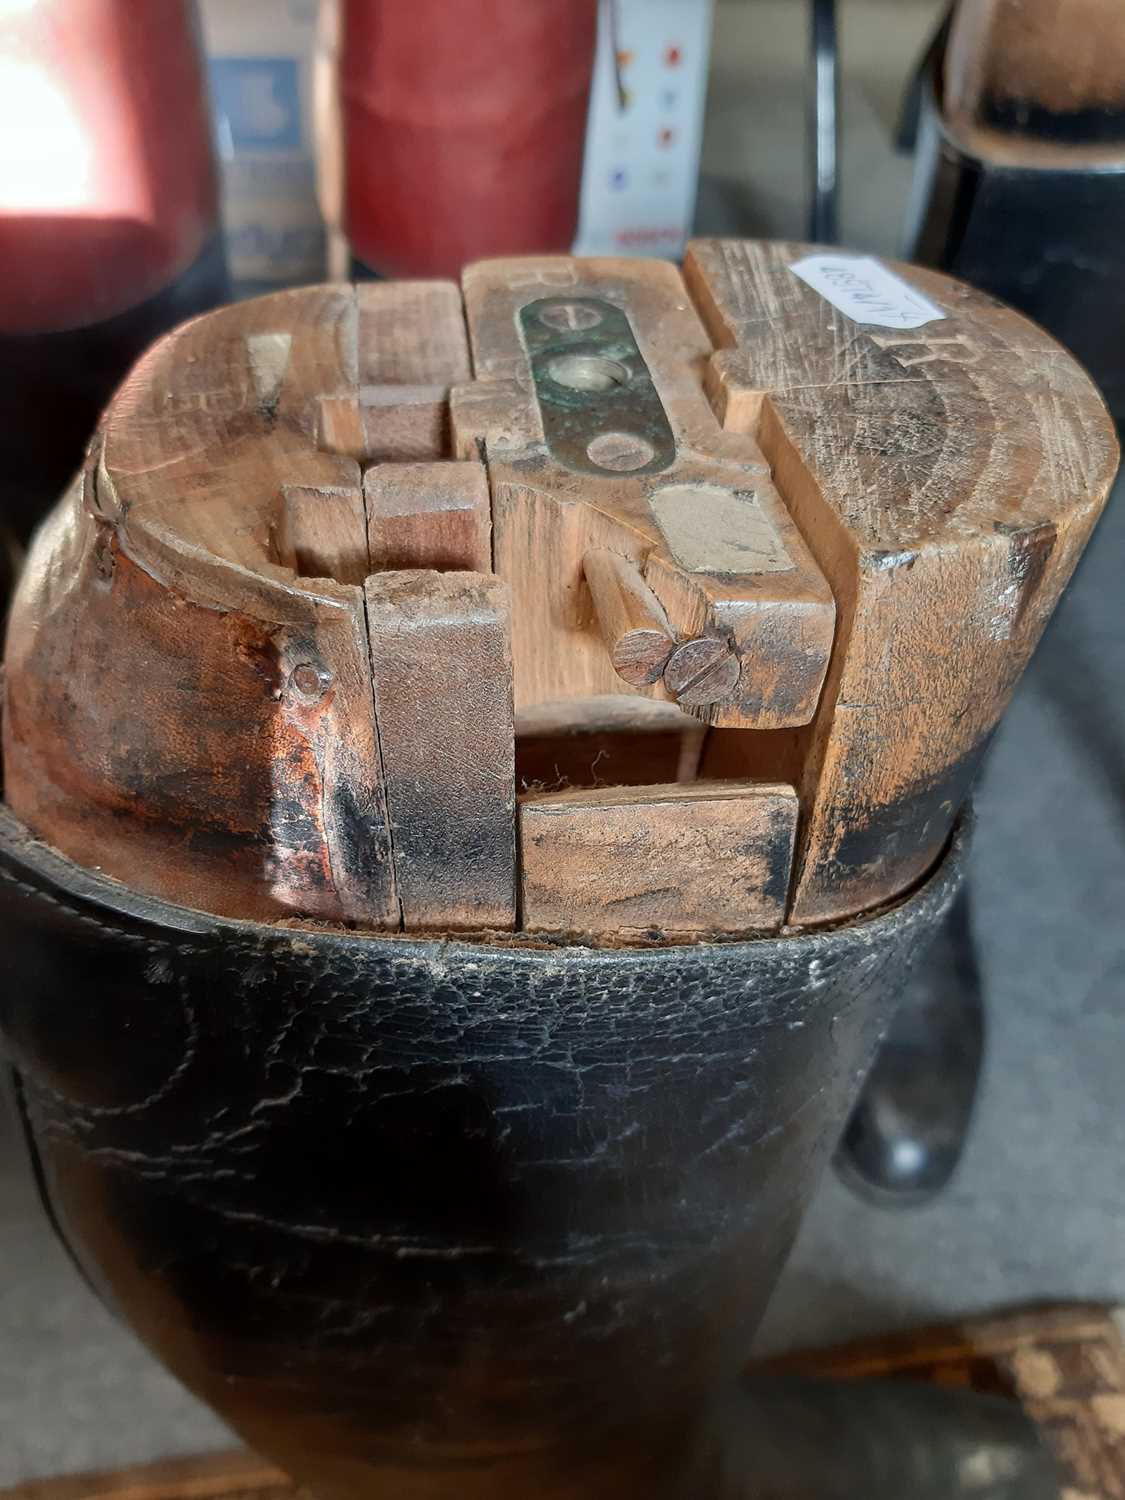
[{"xmin": 835, "ymin": 887, "xmax": 983, "ymax": 1208}]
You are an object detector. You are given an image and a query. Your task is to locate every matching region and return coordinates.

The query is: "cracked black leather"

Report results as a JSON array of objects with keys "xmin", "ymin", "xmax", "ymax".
[{"xmin": 0, "ymin": 804, "xmax": 966, "ymax": 1500}]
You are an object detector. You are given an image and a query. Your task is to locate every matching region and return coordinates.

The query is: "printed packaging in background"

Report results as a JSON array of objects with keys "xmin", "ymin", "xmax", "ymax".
[
  {"xmin": 201, "ymin": 0, "xmax": 713, "ymax": 284},
  {"xmin": 574, "ymin": 0, "xmax": 715, "ymax": 259},
  {"xmin": 199, "ymin": 0, "xmax": 325, "ymax": 292}
]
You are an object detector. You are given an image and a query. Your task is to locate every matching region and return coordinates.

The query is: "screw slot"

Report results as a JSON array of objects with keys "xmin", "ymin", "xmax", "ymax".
[
  {"xmin": 546, "ymin": 354, "xmax": 630, "ymax": 394},
  {"xmin": 663, "ymin": 638, "xmax": 742, "ymax": 706},
  {"xmin": 538, "ymin": 301, "xmax": 604, "ymax": 332}
]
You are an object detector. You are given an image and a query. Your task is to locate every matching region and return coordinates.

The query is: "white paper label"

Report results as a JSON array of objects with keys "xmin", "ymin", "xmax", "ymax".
[{"xmin": 788, "ymin": 255, "xmax": 945, "ymax": 330}]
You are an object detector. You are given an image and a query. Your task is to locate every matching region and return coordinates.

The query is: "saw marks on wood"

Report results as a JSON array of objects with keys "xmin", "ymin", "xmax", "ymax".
[{"xmin": 687, "ymin": 237, "xmax": 1118, "ymax": 922}]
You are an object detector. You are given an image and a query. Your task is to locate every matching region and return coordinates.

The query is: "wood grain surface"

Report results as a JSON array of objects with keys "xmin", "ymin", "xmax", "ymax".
[
  {"xmin": 456, "ymin": 256, "xmax": 836, "ymax": 733},
  {"xmin": 519, "ymin": 780, "xmax": 797, "ymax": 935},
  {"xmin": 365, "ymin": 570, "xmax": 515, "ymax": 931},
  {"xmin": 365, "ymin": 461, "xmax": 491, "ymax": 573},
  {"xmin": 688, "ymin": 239, "xmax": 1118, "ymax": 922},
  {"xmin": 1, "ymin": 244, "xmax": 1115, "ymax": 934},
  {"xmin": 581, "ymin": 548, "xmax": 675, "ymax": 686}
]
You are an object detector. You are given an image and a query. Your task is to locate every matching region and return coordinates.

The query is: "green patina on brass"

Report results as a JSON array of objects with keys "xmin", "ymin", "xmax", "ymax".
[{"xmin": 519, "ymin": 296, "xmax": 676, "ymax": 479}]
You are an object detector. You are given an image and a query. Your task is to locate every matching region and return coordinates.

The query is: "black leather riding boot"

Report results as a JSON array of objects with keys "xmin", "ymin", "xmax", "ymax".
[{"xmin": 0, "ymin": 804, "xmax": 966, "ymax": 1500}]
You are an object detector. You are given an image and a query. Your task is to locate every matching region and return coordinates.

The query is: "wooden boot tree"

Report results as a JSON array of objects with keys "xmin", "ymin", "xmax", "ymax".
[
  {"xmin": 3, "ymin": 244, "xmax": 1116, "ymax": 942},
  {"xmin": 0, "ymin": 238, "xmax": 1117, "ymax": 1500}
]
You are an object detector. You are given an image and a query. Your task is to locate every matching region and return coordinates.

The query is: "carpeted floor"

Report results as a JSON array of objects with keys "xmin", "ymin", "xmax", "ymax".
[{"xmin": 2, "ymin": 0, "xmax": 1123, "ymax": 1483}]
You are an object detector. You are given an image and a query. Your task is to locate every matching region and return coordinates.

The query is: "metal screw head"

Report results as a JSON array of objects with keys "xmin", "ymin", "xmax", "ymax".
[
  {"xmin": 537, "ymin": 300, "xmax": 604, "ymax": 332},
  {"xmin": 663, "ymin": 637, "xmax": 742, "ymax": 706},
  {"xmin": 585, "ymin": 430, "xmax": 656, "ymax": 472},
  {"xmin": 291, "ymin": 662, "xmax": 327, "ymax": 700}
]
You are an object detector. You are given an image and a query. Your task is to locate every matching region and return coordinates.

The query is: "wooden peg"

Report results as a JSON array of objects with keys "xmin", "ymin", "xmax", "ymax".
[
  {"xmin": 582, "ymin": 548, "xmax": 675, "ymax": 686},
  {"xmin": 662, "ymin": 636, "xmax": 741, "ymax": 707}
]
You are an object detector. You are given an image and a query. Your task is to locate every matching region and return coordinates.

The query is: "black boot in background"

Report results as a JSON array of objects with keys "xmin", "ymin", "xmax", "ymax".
[{"xmin": 835, "ymin": 888, "xmax": 984, "ymax": 1207}]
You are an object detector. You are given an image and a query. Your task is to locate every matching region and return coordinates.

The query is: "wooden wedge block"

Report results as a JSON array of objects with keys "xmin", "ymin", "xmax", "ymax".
[
  {"xmin": 320, "ymin": 281, "xmax": 471, "ymax": 461},
  {"xmin": 365, "ymin": 461, "xmax": 492, "ymax": 572},
  {"xmin": 356, "ymin": 280, "xmax": 471, "ymax": 460},
  {"xmin": 276, "ymin": 482, "xmax": 369, "ymax": 584},
  {"xmin": 365, "ymin": 570, "xmax": 516, "ymax": 931},
  {"xmin": 357, "ymin": 280, "xmax": 471, "ymax": 387},
  {"xmin": 519, "ymin": 780, "xmax": 798, "ymax": 935}
]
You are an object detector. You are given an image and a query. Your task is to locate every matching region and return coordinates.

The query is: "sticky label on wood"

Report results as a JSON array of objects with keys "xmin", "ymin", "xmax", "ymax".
[
  {"xmin": 788, "ymin": 255, "xmax": 945, "ymax": 330},
  {"xmin": 246, "ymin": 333, "xmax": 292, "ymax": 409},
  {"xmin": 650, "ymin": 484, "xmax": 794, "ymax": 575}
]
